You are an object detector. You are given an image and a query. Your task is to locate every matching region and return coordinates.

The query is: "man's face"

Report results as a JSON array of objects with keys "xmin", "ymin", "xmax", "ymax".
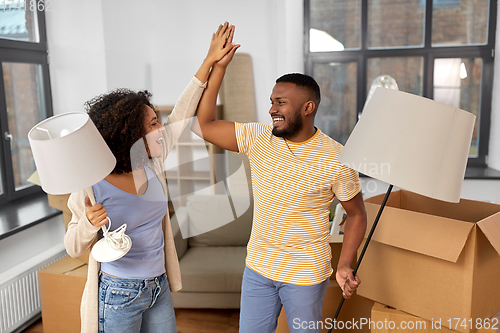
[{"xmin": 269, "ymin": 82, "xmax": 306, "ymax": 139}]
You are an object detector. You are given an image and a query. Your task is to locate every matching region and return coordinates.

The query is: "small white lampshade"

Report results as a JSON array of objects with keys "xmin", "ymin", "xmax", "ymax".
[
  {"xmin": 28, "ymin": 112, "xmax": 116, "ymax": 195},
  {"xmin": 338, "ymin": 88, "xmax": 475, "ymax": 203}
]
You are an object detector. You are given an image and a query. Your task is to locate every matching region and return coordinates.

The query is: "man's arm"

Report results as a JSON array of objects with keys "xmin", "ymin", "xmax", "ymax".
[
  {"xmin": 192, "ymin": 25, "xmax": 241, "ymax": 152},
  {"xmin": 336, "ymin": 192, "xmax": 367, "ymax": 299}
]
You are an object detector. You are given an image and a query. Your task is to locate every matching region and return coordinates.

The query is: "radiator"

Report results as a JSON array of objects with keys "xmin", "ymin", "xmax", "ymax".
[{"xmin": 0, "ymin": 244, "xmax": 66, "ymax": 333}]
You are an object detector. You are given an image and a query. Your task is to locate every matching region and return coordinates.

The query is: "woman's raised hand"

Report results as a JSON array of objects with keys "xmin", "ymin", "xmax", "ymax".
[
  {"xmin": 205, "ymin": 22, "xmax": 235, "ymax": 64},
  {"xmin": 195, "ymin": 22, "xmax": 238, "ymax": 83},
  {"xmin": 216, "ymin": 25, "xmax": 240, "ymax": 69}
]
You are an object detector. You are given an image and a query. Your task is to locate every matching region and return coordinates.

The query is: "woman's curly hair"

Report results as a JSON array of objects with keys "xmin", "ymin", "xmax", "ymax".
[{"xmin": 85, "ymin": 88, "xmax": 155, "ymax": 174}]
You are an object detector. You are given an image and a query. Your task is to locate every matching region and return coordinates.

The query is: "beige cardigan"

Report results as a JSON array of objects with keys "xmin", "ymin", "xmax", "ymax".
[{"xmin": 64, "ymin": 76, "xmax": 206, "ymax": 333}]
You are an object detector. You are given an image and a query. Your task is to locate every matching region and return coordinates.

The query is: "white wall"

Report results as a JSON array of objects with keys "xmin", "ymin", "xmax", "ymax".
[
  {"xmin": 46, "ymin": 0, "xmax": 304, "ymax": 124},
  {"xmin": 147, "ymin": 0, "xmax": 303, "ymax": 124},
  {"xmin": 45, "ymin": 0, "xmax": 108, "ymax": 114},
  {"xmin": 101, "ymin": 0, "xmax": 154, "ymax": 92},
  {"xmin": 149, "ymin": 0, "xmax": 274, "ymax": 119}
]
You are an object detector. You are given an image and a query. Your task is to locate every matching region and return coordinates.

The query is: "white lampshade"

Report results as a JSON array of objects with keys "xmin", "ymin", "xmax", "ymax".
[
  {"xmin": 28, "ymin": 112, "xmax": 116, "ymax": 195},
  {"xmin": 338, "ymin": 88, "xmax": 475, "ymax": 203}
]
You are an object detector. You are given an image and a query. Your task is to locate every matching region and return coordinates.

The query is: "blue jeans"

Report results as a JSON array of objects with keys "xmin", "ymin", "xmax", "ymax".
[
  {"xmin": 98, "ymin": 272, "xmax": 176, "ymax": 333},
  {"xmin": 240, "ymin": 266, "xmax": 330, "ymax": 333}
]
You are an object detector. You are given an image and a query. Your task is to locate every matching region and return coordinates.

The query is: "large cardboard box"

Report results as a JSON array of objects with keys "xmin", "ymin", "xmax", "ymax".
[
  {"xmin": 47, "ymin": 193, "xmax": 71, "ymax": 224},
  {"xmin": 358, "ymin": 190, "xmax": 500, "ymax": 333},
  {"xmin": 38, "ymin": 256, "xmax": 88, "ymax": 333},
  {"xmin": 371, "ymin": 303, "xmax": 499, "ymax": 333},
  {"xmin": 47, "ymin": 193, "xmax": 74, "ymax": 232}
]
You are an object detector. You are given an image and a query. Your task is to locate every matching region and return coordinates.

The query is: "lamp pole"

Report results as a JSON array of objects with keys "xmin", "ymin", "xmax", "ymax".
[{"xmin": 328, "ymin": 184, "xmax": 394, "ymax": 332}]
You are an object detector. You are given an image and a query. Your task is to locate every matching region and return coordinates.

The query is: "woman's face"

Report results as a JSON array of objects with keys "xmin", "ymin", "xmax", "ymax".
[{"xmin": 143, "ymin": 105, "xmax": 165, "ymax": 158}]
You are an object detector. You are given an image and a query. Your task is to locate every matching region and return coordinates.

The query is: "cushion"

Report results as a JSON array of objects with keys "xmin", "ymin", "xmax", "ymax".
[
  {"xmin": 179, "ymin": 246, "xmax": 247, "ymax": 292},
  {"xmin": 187, "ymin": 195, "xmax": 253, "ymax": 247}
]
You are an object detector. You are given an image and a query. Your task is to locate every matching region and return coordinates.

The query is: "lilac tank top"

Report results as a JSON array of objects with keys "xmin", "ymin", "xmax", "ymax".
[{"xmin": 93, "ymin": 166, "xmax": 168, "ymax": 279}]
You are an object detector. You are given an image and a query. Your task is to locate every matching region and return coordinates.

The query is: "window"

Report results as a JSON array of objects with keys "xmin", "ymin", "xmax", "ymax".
[
  {"xmin": 0, "ymin": 1, "xmax": 52, "ymax": 204},
  {"xmin": 305, "ymin": 0, "xmax": 496, "ymax": 166}
]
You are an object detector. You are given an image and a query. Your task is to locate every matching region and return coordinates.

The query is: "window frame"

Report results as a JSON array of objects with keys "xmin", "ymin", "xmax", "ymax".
[
  {"xmin": 304, "ymin": 0, "xmax": 497, "ymax": 167},
  {"xmin": 0, "ymin": 8, "xmax": 53, "ymax": 205}
]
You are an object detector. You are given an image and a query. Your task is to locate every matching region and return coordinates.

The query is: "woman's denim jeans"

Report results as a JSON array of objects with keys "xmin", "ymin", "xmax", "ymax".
[{"xmin": 98, "ymin": 272, "xmax": 176, "ymax": 333}]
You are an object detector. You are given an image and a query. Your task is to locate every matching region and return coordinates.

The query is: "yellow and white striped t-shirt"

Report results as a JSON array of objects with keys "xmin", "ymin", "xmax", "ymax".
[{"xmin": 235, "ymin": 122, "xmax": 361, "ymax": 285}]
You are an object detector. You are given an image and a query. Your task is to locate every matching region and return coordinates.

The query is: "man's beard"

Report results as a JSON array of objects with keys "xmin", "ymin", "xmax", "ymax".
[{"xmin": 272, "ymin": 108, "xmax": 303, "ymax": 139}]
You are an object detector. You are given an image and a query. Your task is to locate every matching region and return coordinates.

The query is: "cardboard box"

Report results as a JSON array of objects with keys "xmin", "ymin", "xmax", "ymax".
[
  {"xmin": 371, "ymin": 302, "xmax": 499, "ymax": 333},
  {"xmin": 357, "ymin": 190, "xmax": 500, "ymax": 333},
  {"xmin": 48, "ymin": 193, "xmax": 90, "ymax": 263},
  {"xmin": 38, "ymin": 256, "xmax": 88, "ymax": 333},
  {"xmin": 47, "ymin": 193, "xmax": 70, "ymax": 212},
  {"xmin": 47, "ymin": 193, "xmax": 71, "ymax": 228}
]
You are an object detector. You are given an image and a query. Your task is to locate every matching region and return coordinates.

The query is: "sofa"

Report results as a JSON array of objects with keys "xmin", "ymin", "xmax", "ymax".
[{"xmin": 171, "ymin": 194, "xmax": 253, "ymax": 309}]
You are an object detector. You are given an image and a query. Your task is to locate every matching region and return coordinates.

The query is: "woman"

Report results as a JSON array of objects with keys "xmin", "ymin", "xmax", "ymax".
[{"xmin": 64, "ymin": 23, "xmax": 236, "ymax": 333}]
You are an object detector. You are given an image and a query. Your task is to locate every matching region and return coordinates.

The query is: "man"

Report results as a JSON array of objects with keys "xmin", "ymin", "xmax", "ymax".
[{"xmin": 194, "ymin": 23, "xmax": 367, "ymax": 333}]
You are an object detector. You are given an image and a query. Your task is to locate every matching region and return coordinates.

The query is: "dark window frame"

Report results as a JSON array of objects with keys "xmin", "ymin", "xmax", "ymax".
[
  {"xmin": 0, "ymin": 8, "xmax": 53, "ymax": 205},
  {"xmin": 304, "ymin": 0, "xmax": 497, "ymax": 167}
]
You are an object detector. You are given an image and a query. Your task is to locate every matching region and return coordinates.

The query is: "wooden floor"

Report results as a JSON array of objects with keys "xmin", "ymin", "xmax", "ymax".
[{"xmin": 22, "ymin": 309, "xmax": 240, "ymax": 333}]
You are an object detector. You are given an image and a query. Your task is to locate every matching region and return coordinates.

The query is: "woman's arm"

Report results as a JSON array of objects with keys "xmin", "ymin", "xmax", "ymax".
[{"xmin": 64, "ymin": 190, "xmax": 101, "ymax": 258}]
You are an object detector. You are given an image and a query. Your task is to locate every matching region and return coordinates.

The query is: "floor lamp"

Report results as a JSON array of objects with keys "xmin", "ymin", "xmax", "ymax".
[
  {"xmin": 28, "ymin": 112, "xmax": 132, "ymax": 262},
  {"xmin": 328, "ymin": 87, "xmax": 476, "ymax": 329}
]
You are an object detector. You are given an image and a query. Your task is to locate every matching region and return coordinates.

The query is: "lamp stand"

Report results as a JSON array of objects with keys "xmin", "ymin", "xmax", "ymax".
[{"xmin": 328, "ymin": 184, "xmax": 394, "ymax": 332}]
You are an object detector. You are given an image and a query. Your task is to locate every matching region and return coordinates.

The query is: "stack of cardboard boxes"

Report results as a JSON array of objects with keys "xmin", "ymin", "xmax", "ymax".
[
  {"xmin": 39, "ymin": 194, "xmax": 89, "ymax": 333},
  {"xmin": 360, "ymin": 190, "xmax": 500, "ymax": 333}
]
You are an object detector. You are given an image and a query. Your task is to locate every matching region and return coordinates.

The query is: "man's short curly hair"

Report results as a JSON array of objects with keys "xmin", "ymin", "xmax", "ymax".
[
  {"xmin": 276, "ymin": 73, "xmax": 321, "ymax": 112},
  {"xmin": 85, "ymin": 88, "xmax": 155, "ymax": 174}
]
